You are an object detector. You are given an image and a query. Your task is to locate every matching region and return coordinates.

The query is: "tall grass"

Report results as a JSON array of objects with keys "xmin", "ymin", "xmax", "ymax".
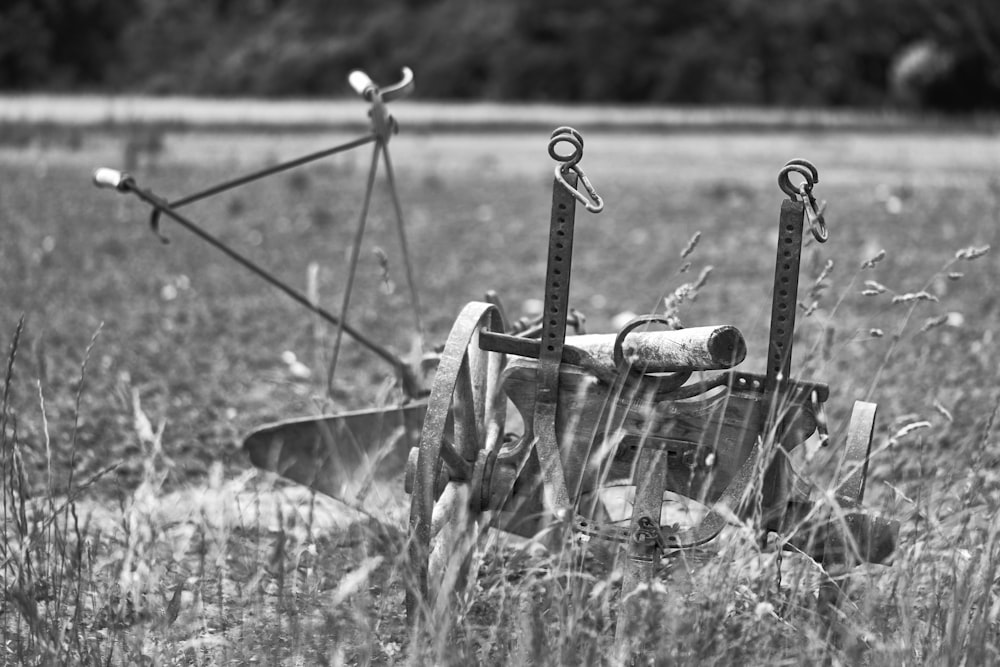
[
  {"xmin": 3, "ymin": 251, "xmax": 982, "ymax": 665},
  {"xmin": 0, "ymin": 317, "xmax": 413, "ymax": 664},
  {"xmin": 2, "ymin": 127, "xmax": 998, "ymax": 664},
  {"xmin": 397, "ymin": 238, "xmax": 996, "ymax": 665}
]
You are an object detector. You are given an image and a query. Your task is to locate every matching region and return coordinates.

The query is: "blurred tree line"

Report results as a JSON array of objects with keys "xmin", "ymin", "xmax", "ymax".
[{"xmin": 2, "ymin": 0, "xmax": 999, "ymax": 110}]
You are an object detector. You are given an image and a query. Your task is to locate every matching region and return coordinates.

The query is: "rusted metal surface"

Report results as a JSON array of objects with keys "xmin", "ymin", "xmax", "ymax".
[
  {"xmin": 401, "ymin": 146, "xmax": 897, "ymax": 641},
  {"xmin": 406, "ymin": 301, "xmax": 505, "ymax": 619},
  {"xmin": 530, "ymin": 128, "xmax": 603, "ymax": 515},
  {"xmin": 766, "ymin": 199, "xmax": 806, "ymax": 394},
  {"xmin": 244, "ymin": 403, "xmax": 426, "ymax": 498},
  {"xmin": 614, "ymin": 446, "xmax": 670, "ymax": 656}
]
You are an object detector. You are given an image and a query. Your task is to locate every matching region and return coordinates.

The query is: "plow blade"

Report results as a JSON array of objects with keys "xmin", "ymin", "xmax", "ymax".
[{"xmin": 243, "ymin": 402, "xmax": 426, "ymax": 498}]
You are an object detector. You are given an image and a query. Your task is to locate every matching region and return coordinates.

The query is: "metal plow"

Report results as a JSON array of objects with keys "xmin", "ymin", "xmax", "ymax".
[
  {"xmin": 394, "ymin": 131, "xmax": 899, "ymax": 645},
  {"xmin": 93, "ymin": 70, "xmax": 899, "ymax": 653}
]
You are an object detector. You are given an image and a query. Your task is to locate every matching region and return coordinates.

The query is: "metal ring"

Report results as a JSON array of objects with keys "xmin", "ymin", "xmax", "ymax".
[
  {"xmin": 611, "ymin": 315, "xmax": 691, "ymax": 395},
  {"xmin": 548, "ymin": 127, "xmax": 584, "ymax": 166},
  {"xmin": 612, "ymin": 314, "xmax": 686, "ymax": 368},
  {"xmin": 777, "ymin": 163, "xmax": 815, "ymax": 200},
  {"xmin": 612, "ymin": 315, "xmax": 674, "ymax": 368},
  {"xmin": 784, "ymin": 158, "xmax": 819, "ymax": 184},
  {"xmin": 550, "ymin": 126, "xmax": 583, "ymax": 146}
]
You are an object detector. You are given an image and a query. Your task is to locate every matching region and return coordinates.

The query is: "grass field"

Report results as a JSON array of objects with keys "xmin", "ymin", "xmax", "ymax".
[{"xmin": 1, "ymin": 115, "xmax": 998, "ymax": 664}]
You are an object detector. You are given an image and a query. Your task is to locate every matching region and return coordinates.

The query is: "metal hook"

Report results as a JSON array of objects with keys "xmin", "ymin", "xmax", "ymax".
[
  {"xmin": 778, "ymin": 159, "xmax": 828, "ymax": 243},
  {"xmin": 556, "ymin": 165, "xmax": 604, "ymax": 213},
  {"xmin": 783, "ymin": 158, "xmax": 819, "ymax": 186},
  {"xmin": 777, "ymin": 163, "xmax": 816, "ymax": 199},
  {"xmin": 549, "ymin": 127, "xmax": 603, "ymax": 213},
  {"xmin": 148, "ymin": 209, "xmax": 170, "ymax": 244},
  {"xmin": 799, "ymin": 183, "xmax": 829, "ymax": 243}
]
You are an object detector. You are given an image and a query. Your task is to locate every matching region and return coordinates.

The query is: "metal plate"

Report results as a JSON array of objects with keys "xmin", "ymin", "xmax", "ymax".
[{"xmin": 243, "ymin": 402, "xmax": 426, "ymax": 498}]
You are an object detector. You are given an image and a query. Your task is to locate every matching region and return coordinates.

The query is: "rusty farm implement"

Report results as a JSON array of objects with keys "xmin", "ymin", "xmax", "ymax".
[{"xmin": 93, "ymin": 69, "xmax": 898, "ymax": 647}]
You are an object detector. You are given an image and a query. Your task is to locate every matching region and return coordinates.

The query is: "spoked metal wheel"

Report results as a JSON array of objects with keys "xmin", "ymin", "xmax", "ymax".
[{"xmin": 405, "ymin": 301, "xmax": 507, "ymax": 623}]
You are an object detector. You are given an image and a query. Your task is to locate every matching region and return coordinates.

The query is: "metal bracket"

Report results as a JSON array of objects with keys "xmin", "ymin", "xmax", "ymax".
[
  {"xmin": 530, "ymin": 127, "xmax": 603, "ymax": 514},
  {"xmin": 766, "ymin": 198, "xmax": 805, "ymax": 394}
]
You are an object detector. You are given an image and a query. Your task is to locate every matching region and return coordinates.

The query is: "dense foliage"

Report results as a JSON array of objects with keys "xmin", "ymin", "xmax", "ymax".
[{"xmin": 2, "ymin": 0, "xmax": 999, "ymax": 109}]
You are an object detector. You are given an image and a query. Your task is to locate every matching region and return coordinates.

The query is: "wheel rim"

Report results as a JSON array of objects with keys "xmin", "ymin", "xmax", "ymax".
[
  {"xmin": 407, "ymin": 301, "xmax": 506, "ymax": 622},
  {"xmin": 837, "ymin": 400, "xmax": 876, "ymax": 505}
]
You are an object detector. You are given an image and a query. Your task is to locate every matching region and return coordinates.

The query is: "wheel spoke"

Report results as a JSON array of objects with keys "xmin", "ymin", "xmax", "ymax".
[
  {"xmin": 484, "ymin": 349, "xmax": 507, "ymax": 452},
  {"xmin": 439, "ymin": 436, "xmax": 472, "ymax": 481},
  {"xmin": 407, "ymin": 301, "xmax": 507, "ymax": 623},
  {"xmin": 453, "ymin": 354, "xmax": 481, "ymax": 460},
  {"xmin": 431, "ymin": 482, "xmax": 470, "ymax": 538},
  {"xmin": 468, "ymin": 326, "xmax": 488, "ymax": 429}
]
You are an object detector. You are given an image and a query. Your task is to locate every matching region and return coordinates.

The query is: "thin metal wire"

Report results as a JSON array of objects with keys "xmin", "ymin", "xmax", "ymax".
[{"xmin": 327, "ymin": 140, "xmax": 383, "ymax": 397}]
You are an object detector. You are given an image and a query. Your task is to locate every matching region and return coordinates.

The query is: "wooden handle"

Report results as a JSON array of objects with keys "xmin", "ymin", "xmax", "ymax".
[
  {"xmin": 92, "ymin": 167, "xmax": 127, "ymax": 190},
  {"xmin": 566, "ymin": 325, "xmax": 746, "ymax": 374},
  {"xmin": 348, "ymin": 70, "xmax": 376, "ymax": 97}
]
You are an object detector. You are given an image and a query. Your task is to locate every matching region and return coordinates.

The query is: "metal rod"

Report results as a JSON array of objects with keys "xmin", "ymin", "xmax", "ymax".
[
  {"xmin": 380, "ymin": 141, "xmax": 425, "ymax": 339},
  {"xmin": 614, "ymin": 444, "xmax": 669, "ymax": 660},
  {"xmin": 165, "ymin": 134, "xmax": 376, "ymax": 210},
  {"xmin": 327, "ymin": 140, "xmax": 383, "ymax": 396},
  {"xmin": 765, "ymin": 199, "xmax": 806, "ymax": 394},
  {"xmin": 120, "ymin": 178, "xmax": 407, "ymax": 375}
]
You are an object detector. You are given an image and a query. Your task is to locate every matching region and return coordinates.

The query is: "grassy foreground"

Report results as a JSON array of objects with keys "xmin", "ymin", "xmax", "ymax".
[{"xmin": 1, "ymin": 121, "xmax": 998, "ymax": 664}]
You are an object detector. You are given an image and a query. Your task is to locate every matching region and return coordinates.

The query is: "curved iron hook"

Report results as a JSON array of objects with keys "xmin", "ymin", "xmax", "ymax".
[
  {"xmin": 549, "ymin": 127, "xmax": 604, "ymax": 213},
  {"xmin": 612, "ymin": 314, "xmax": 691, "ymax": 395},
  {"xmin": 777, "ymin": 162, "xmax": 816, "ymax": 200},
  {"xmin": 783, "ymin": 158, "xmax": 819, "ymax": 186},
  {"xmin": 778, "ymin": 159, "xmax": 829, "ymax": 243}
]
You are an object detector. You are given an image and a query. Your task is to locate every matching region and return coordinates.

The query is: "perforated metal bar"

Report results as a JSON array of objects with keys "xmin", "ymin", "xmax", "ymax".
[
  {"xmin": 531, "ymin": 170, "xmax": 579, "ymax": 511},
  {"xmin": 765, "ymin": 199, "xmax": 806, "ymax": 392}
]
